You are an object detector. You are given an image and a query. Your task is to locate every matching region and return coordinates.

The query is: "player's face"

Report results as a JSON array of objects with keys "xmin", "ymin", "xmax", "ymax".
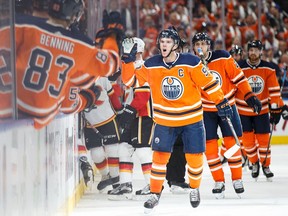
[
  {"xmin": 248, "ymin": 47, "xmax": 261, "ymax": 62},
  {"xmin": 193, "ymin": 40, "xmax": 209, "ymax": 56},
  {"xmin": 159, "ymin": 37, "xmax": 175, "ymax": 57},
  {"xmin": 232, "ymin": 53, "xmax": 242, "ymax": 62}
]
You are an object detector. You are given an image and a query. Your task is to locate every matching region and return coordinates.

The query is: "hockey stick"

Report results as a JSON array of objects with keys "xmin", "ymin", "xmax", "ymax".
[
  {"xmin": 197, "ymin": 48, "xmax": 208, "ymax": 67},
  {"xmin": 280, "ymin": 63, "xmax": 287, "ymax": 94},
  {"xmin": 263, "ymin": 122, "xmax": 275, "ymax": 166},
  {"xmin": 223, "ymin": 117, "xmax": 241, "ymax": 159}
]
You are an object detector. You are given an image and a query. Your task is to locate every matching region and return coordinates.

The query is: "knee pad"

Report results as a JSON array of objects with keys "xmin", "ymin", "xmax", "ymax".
[
  {"xmin": 90, "ymin": 146, "xmax": 106, "ymax": 163},
  {"xmin": 105, "ymin": 143, "xmax": 119, "ymax": 157}
]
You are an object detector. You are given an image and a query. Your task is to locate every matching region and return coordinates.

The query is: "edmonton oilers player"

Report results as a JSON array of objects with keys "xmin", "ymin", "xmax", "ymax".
[
  {"xmin": 192, "ymin": 32, "xmax": 262, "ymax": 199},
  {"xmin": 122, "ymin": 27, "xmax": 233, "ymax": 213},
  {"xmin": 235, "ymin": 40, "xmax": 286, "ymax": 181}
]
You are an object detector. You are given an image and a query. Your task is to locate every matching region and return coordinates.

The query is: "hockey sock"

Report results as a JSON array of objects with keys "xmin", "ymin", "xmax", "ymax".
[
  {"xmin": 242, "ymin": 132, "xmax": 258, "ymax": 164},
  {"xmin": 150, "ymin": 151, "xmax": 171, "ymax": 193},
  {"xmin": 224, "ymin": 136, "xmax": 242, "ymax": 180},
  {"xmin": 185, "ymin": 153, "xmax": 203, "ymax": 189},
  {"xmin": 205, "ymin": 139, "xmax": 224, "ymax": 182},
  {"xmin": 256, "ymin": 133, "xmax": 270, "ymax": 166}
]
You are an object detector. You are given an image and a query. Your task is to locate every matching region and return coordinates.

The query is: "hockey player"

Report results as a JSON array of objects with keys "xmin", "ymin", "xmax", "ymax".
[
  {"xmin": 235, "ymin": 40, "xmax": 286, "ymax": 181},
  {"xmin": 192, "ymin": 32, "xmax": 262, "ymax": 198},
  {"xmin": 108, "ymin": 37, "xmax": 153, "ymax": 201},
  {"xmin": 122, "ymin": 27, "xmax": 233, "ymax": 212},
  {"xmin": 15, "ymin": 0, "xmax": 121, "ymax": 129},
  {"xmin": 82, "ymin": 77, "xmax": 123, "ymax": 191},
  {"xmin": 229, "ymin": 45, "xmax": 244, "ymax": 62}
]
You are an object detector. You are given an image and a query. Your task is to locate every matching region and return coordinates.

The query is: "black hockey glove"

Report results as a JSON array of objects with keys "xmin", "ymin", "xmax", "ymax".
[
  {"xmin": 102, "ymin": 10, "xmax": 124, "ymax": 41},
  {"xmin": 269, "ymin": 104, "xmax": 282, "ymax": 125},
  {"xmin": 244, "ymin": 92, "xmax": 262, "ymax": 114},
  {"xmin": 216, "ymin": 98, "xmax": 233, "ymax": 120},
  {"xmin": 80, "ymin": 85, "xmax": 101, "ymax": 112},
  {"xmin": 108, "ymin": 69, "xmax": 121, "ymax": 81},
  {"xmin": 281, "ymin": 104, "xmax": 288, "ymax": 120},
  {"xmin": 118, "ymin": 104, "xmax": 137, "ymax": 130}
]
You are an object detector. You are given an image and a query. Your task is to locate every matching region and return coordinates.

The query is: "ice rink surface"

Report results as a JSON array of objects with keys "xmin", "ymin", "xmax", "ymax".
[{"xmin": 71, "ymin": 145, "xmax": 288, "ymax": 216}]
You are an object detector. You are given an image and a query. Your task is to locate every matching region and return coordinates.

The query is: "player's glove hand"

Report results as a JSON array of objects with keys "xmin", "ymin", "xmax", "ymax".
[
  {"xmin": 269, "ymin": 104, "xmax": 282, "ymax": 125},
  {"xmin": 244, "ymin": 92, "xmax": 262, "ymax": 114},
  {"xmin": 102, "ymin": 10, "xmax": 124, "ymax": 40},
  {"xmin": 216, "ymin": 98, "xmax": 233, "ymax": 120},
  {"xmin": 281, "ymin": 104, "xmax": 288, "ymax": 120},
  {"xmin": 108, "ymin": 69, "xmax": 121, "ymax": 81},
  {"xmin": 80, "ymin": 85, "xmax": 102, "ymax": 112},
  {"xmin": 118, "ymin": 104, "xmax": 137, "ymax": 130},
  {"xmin": 121, "ymin": 39, "xmax": 137, "ymax": 63}
]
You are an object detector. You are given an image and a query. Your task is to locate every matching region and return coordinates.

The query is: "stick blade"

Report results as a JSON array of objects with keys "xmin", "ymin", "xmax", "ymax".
[{"xmin": 224, "ymin": 144, "xmax": 240, "ymax": 159}]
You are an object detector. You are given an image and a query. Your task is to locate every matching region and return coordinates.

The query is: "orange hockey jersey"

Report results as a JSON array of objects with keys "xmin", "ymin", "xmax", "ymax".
[
  {"xmin": 121, "ymin": 60, "xmax": 153, "ymax": 117},
  {"xmin": 15, "ymin": 15, "xmax": 119, "ymax": 128},
  {"xmin": 202, "ymin": 50, "xmax": 252, "ymax": 112},
  {"xmin": 236, "ymin": 59, "xmax": 284, "ymax": 116},
  {"xmin": 134, "ymin": 52, "xmax": 225, "ymax": 127},
  {"xmin": 0, "ymin": 21, "xmax": 12, "ymax": 119}
]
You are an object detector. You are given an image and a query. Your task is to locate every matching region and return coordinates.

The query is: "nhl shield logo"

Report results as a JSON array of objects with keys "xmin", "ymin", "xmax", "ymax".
[
  {"xmin": 161, "ymin": 76, "xmax": 184, "ymax": 100},
  {"xmin": 247, "ymin": 75, "xmax": 264, "ymax": 94}
]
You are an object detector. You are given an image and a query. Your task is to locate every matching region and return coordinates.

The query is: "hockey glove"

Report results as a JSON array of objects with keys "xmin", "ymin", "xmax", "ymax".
[
  {"xmin": 108, "ymin": 69, "xmax": 121, "ymax": 81},
  {"xmin": 122, "ymin": 43, "xmax": 137, "ymax": 63},
  {"xmin": 216, "ymin": 98, "xmax": 233, "ymax": 120},
  {"xmin": 102, "ymin": 10, "xmax": 124, "ymax": 41},
  {"xmin": 244, "ymin": 92, "xmax": 262, "ymax": 114},
  {"xmin": 281, "ymin": 104, "xmax": 288, "ymax": 120},
  {"xmin": 118, "ymin": 104, "xmax": 137, "ymax": 130},
  {"xmin": 269, "ymin": 104, "xmax": 282, "ymax": 125}
]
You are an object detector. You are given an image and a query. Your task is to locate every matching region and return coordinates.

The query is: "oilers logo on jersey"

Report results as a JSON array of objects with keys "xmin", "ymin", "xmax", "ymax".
[
  {"xmin": 161, "ymin": 76, "xmax": 183, "ymax": 100},
  {"xmin": 247, "ymin": 75, "xmax": 264, "ymax": 94},
  {"xmin": 210, "ymin": 70, "xmax": 223, "ymax": 86}
]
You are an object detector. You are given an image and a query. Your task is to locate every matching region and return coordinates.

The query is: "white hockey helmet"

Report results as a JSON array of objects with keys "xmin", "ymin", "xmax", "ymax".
[{"xmin": 133, "ymin": 37, "xmax": 145, "ymax": 53}]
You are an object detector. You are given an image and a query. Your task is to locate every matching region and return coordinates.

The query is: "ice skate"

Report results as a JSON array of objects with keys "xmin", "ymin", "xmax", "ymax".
[
  {"xmin": 262, "ymin": 166, "xmax": 274, "ymax": 182},
  {"xmin": 133, "ymin": 184, "xmax": 151, "ymax": 200},
  {"xmin": 144, "ymin": 193, "xmax": 161, "ymax": 214},
  {"xmin": 189, "ymin": 188, "xmax": 200, "ymax": 208},
  {"xmin": 233, "ymin": 179, "xmax": 244, "ymax": 198},
  {"xmin": 251, "ymin": 161, "xmax": 260, "ymax": 181},
  {"xmin": 212, "ymin": 181, "xmax": 225, "ymax": 199},
  {"xmin": 79, "ymin": 156, "xmax": 94, "ymax": 188},
  {"xmin": 97, "ymin": 174, "xmax": 119, "ymax": 191},
  {"xmin": 170, "ymin": 181, "xmax": 190, "ymax": 194},
  {"xmin": 107, "ymin": 182, "xmax": 133, "ymax": 200}
]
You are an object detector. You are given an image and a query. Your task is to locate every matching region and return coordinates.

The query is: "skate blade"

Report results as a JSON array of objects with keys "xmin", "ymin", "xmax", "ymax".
[
  {"xmin": 236, "ymin": 193, "xmax": 242, "ymax": 199},
  {"xmin": 108, "ymin": 193, "xmax": 132, "ymax": 201},
  {"xmin": 144, "ymin": 207, "xmax": 156, "ymax": 215},
  {"xmin": 266, "ymin": 177, "xmax": 273, "ymax": 182},
  {"xmin": 214, "ymin": 192, "xmax": 225, "ymax": 199}
]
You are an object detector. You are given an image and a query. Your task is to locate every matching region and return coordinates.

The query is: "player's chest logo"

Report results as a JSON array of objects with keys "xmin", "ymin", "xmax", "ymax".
[
  {"xmin": 161, "ymin": 76, "xmax": 183, "ymax": 100},
  {"xmin": 247, "ymin": 75, "xmax": 264, "ymax": 94},
  {"xmin": 210, "ymin": 70, "xmax": 222, "ymax": 86}
]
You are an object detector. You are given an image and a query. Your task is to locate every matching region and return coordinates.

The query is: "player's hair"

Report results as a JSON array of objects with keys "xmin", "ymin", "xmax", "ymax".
[
  {"xmin": 247, "ymin": 40, "xmax": 263, "ymax": 51},
  {"xmin": 157, "ymin": 26, "xmax": 180, "ymax": 49},
  {"xmin": 48, "ymin": 0, "xmax": 84, "ymax": 22},
  {"xmin": 229, "ymin": 45, "xmax": 243, "ymax": 55},
  {"xmin": 33, "ymin": 0, "xmax": 50, "ymax": 11},
  {"xmin": 192, "ymin": 32, "xmax": 211, "ymax": 45}
]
